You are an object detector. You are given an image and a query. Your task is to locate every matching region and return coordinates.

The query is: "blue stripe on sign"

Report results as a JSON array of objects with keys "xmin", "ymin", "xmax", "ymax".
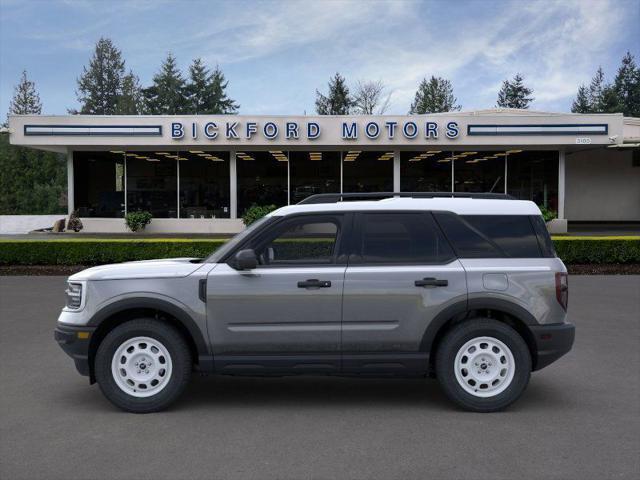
[
  {"xmin": 467, "ymin": 124, "xmax": 608, "ymax": 136},
  {"xmin": 24, "ymin": 125, "xmax": 163, "ymax": 137}
]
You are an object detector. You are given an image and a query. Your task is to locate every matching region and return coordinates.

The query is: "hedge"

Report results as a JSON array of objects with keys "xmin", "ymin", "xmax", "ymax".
[{"xmin": 0, "ymin": 237, "xmax": 638, "ymax": 266}]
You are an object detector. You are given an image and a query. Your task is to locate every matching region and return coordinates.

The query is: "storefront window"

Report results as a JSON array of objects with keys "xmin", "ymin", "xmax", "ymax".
[
  {"xmin": 343, "ymin": 150, "xmax": 394, "ymax": 193},
  {"xmin": 401, "ymin": 151, "xmax": 452, "ymax": 192},
  {"xmin": 178, "ymin": 151, "xmax": 230, "ymax": 218},
  {"xmin": 126, "ymin": 152, "xmax": 177, "ymax": 218},
  {"xmin": 454, "ymin": 151, "xmax": 506, "ymax": 193},
  {"xmin": 237, "ymin": 150, "xmax": 288, "ymax": 215},
  {"xmin": 73, "ymin": 151, "xmax": 125, "ymax": 217},
  {"xmin": 507, "ymin": 150, "xmax": 558, "ymax": 210},
  {"xmin": 289, "ymin": 151, "xmax": 340, "ymax": 203}
]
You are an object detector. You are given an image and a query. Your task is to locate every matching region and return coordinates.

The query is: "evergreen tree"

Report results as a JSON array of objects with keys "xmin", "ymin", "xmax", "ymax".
[
  {"xmin": 587, "ymin": 67, "xmax": 607, "ymax": 112},
  {"xmin": 143, "ymin": 53, "xmax": 188, "ymax": 114},
  {"xmin": 613, "ymin": 51, "xmax": 640, "ymax": 117},
  {"xmin": 207, "ymin": 65, "xmax": 239, "ymax": 114},
  {"xmin": 8, "ymin": 70, "xmax": 42, "ymax": 116},
  {"xmin": 409, "ymin": 76, "xmax": 460, "ymax": 114},
  {"xmin": 75, "ymin": 37, "xmax": 126, "ymax": 114},
  {"xmin": 1, "ymin": 72, "xmax": 66, "ymax": 214},
  {"xmin": 496, "ymin": 73, "xmax": 534, "ymax": 109},
  {"xmin": 571, "ymin": 85, "xmax": 591, "ymax": 113},
  {"xmin": 315, "ymin": 73, "xmax": 353, "ymax": 115},
  {"xmin": 185, "ymin": 59, "xmax": 239, "ymax": 114},
  {"xmin": 116, "ymin": 71, "xmax": 144, "ymax": 115}
]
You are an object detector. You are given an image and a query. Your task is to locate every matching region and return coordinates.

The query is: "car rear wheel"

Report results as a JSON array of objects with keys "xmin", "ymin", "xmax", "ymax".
[
  {"xmin": 95, "ymin": 319, "xmax": 191, "ymax": 413},
  {"xmin": 435, "ymin": 318, "xmax": 531, "ymax": 412}
]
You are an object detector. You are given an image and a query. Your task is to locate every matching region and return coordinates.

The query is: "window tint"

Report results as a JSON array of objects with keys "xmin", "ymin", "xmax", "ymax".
[
  {"xmin": 530, "ymin": 215, "xmax": 556, "ymax": 257},
  {"xmin": 255, "ymin": 218, "xmax": 339, "ymax": 265},
  {"xmin": 355, "ymin": 213, "xmax": 454, "ymax": 264},
  {"xmin": 434, "ymin": 212, "xmax": 542, "ymax": 258},
  {"xmin": 434, "ymin": 212, "xmax": 501, "ymax": 258}
]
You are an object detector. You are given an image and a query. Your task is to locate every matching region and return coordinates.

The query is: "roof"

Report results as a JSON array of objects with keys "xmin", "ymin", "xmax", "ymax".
[{"xmin": 270, "ymin": 197, "xmax": 541, "ymax": 217}]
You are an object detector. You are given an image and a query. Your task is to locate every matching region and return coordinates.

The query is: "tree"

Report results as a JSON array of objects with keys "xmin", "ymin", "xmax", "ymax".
[
  {"xmin": 409, "ymin": 76, "xmax": 460, "ymax": 114},
  {"xmin": 143, "ymin": 53, "xmax": 188, "ymax": 114},
  {"xmin": 115, "ymin": 71, "xmax": 144, "ymax": 115},
  {"xmin": 613, "ymin": 51, "xmax": 640, "ymax": 117},
  {"xmin": 315, "ymin": 73, "xmax": 353, "ymax": 115},
  {"xmin": 8, "ymin": 70, "xmax": 42, "ymax": 117},
  {"xmin": 74, "ymin": 37, "xmax": 126, "ymax": 114},
  {"xmin": 571, "ymin": 85, "xmax": 591, "ymax": 113},
  {"xmin": 496, "ymin": 73, "xmax": 534, "ymax": 109},
  {"xmin": 185, "ymin": 59, "xmax": 239, "ymax": 114},
  {"xmin": 353, "ymin": 80, "xmax": 391, "ymax": 114},
  {"xmin": 1, "ymin": 71, "xmax": 66, "ymax": 215}
]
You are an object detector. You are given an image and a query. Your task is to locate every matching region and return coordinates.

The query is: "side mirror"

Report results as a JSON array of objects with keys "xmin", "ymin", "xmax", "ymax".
[{"xmin": 232, "ymin": 249, "xmax": 258, "ymax": 270}]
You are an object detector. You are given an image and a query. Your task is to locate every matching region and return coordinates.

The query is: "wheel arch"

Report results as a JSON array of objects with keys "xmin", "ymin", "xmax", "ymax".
[
  {"xmin": 87, "ymin": 298, "xmax": 209, "ymax": 383},
  {"xmin": 422, "ymin": 298, "xmax": 539, "ymax": 374}
]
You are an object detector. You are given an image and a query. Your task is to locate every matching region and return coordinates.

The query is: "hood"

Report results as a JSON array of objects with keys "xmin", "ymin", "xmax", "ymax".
[{"xmin": 69, "ymin": 258, "xmax": 203, "ymax": 281}]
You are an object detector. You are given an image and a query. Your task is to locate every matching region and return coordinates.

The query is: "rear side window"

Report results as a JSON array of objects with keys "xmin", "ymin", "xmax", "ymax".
[
  {"xmin": 530, "ymin": 215, "xmax": 556, "ymax": 257},
  {"xmin": 353, "ymin": 212, "xmax": 455, "ymax": 264},
  {"xmin": 434, "ymin": 212, "xmax": 542, "ymax": 258}
]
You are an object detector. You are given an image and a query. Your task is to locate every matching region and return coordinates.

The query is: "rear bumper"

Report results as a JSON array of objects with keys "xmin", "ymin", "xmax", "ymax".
[
  {"xmin": 530, "ymin": 322, "xmax": 575, "ymax": 371},
  {"xmin": 54, "ymin": 324, "xmax": 96, "ymax": 377}
]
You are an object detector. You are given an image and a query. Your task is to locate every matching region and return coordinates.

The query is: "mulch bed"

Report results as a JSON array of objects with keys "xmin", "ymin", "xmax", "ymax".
[{"xmin": 1, "ymin": 264, "xmax": 639, "ymax": 276}]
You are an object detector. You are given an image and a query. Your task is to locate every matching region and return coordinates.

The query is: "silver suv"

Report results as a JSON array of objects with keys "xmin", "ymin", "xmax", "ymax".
[{"xmin": 55, "ymin": 193, "xmax": 575, "ymax": 413}]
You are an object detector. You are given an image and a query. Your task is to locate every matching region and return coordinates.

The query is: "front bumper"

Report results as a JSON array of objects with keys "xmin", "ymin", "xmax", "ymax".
[
  {"xmin": 530, "ymin": 322, "xmax": 575, "ymax": 371},
  {"xmin": 54, "ymin": 324, "xmax": 96, "ymax": 377}
]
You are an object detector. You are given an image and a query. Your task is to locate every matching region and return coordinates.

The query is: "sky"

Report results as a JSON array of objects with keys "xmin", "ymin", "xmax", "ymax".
[{"xmin": 0, "ymin": 0, "xmax": 638, "ymax": 117}]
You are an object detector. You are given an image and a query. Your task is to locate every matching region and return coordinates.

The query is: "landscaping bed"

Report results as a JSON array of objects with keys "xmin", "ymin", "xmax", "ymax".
[{"xmin": 0, "ymin": 237, "xmax": 638, "ymax": 275}]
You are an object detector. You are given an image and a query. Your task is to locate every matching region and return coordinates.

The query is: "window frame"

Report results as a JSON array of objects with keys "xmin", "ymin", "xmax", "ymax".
[
  {"xmin": 348, "ymin": 211, "xmax": 457, "ymax": 267},
  {"xmin": 223, "ymin": 212, "xmax": 352, "ymax": 268}
]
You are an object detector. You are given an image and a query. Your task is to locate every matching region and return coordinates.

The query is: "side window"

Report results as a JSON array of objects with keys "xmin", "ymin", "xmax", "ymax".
[
  {"xmin": 462, "ymin": 215, "xmax": 541, "ymax": 258},
  {"xmin": 434, "ymin": 212, "xmax": 501, "ymax": 258},
  {"xmin": 434, "ymin": 212, "xmax": 542, "ymax": 258},
  {"xmin": 354, "ymin": 213, "xmax": 454, "ymax": 264},
  {"xmin": 530, "ymin": 215, "xmax": 556, "ymax": 258},
  {"xmin": 254, "ymin": 217, "xmax": 340, "ymax": 266}
]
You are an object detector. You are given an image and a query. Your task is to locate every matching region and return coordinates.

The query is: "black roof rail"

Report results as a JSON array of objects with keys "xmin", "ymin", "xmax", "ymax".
[{"xmin": 297, "ymin": 192, "xmax": 516, "ymax": 205}]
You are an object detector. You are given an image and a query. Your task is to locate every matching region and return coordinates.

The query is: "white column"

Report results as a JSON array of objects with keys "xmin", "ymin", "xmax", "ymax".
[
  {"xmin": 176, "ymin": 159, "xmax": 180, "ymax": 219},
  {"xmin": 340, "ymin": 151, "xmax": 344, "ymax": 194},
  {"xmin": 393, "ymin": 150, "xmax": 401, "ymax": 192},
  {"xmin": 230, "ymin": 150, "xmax": 237, "ymax": 219},
  {"xmin": 287, "ymin": 151, "xmax": 291, "ymax": 205},
  {"xmin": 558, "ymin": 149, "xmax": 566, "ymax": 220},
  {"xmin": 66, "ymin": 149, "xmax": 74, "ymax": 215}
]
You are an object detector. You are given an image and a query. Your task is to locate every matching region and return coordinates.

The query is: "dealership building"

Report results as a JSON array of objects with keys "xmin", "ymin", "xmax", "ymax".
[{"xmin": 8, "ymin": 109, "xmax": 640, "ymax": 234}]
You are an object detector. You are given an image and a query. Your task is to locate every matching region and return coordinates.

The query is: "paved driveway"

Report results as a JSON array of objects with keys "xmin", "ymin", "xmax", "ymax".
[{"xmin": 1, "ymin": 276, "xmax": 638, "ymax": 480}]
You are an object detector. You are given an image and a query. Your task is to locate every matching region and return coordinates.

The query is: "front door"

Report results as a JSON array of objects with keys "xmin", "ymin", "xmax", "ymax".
[
  {"xmin": 341, "ymin": 212, "xmax": 467, "ymax": 374},
  {"xmin": 206, "ymin": 214, "xmax": 348, "ymax": 374}
]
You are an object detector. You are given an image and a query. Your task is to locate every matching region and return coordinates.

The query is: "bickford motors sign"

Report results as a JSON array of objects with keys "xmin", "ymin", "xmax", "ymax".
[{"xmin": 171, "ymin": 119, "xmax": 461, "ymax": 141}]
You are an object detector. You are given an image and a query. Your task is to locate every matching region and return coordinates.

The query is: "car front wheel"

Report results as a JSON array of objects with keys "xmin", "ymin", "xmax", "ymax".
[
  {"xmin": 94, "ymin": 319, "xmax": 192, "ymax": 413},
  {"xmin": 435, "ymin": 318, "xmax": 531, "ymax": 412}
]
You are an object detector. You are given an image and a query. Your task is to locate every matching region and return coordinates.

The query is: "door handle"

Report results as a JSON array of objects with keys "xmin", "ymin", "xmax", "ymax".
[
  {"xmin": 297, "ymin": 279, "xmax": 332, "ymax": 288},
  {"xmin": 415, "ymin": 277, "xmax": 448, "ymax": 287}
]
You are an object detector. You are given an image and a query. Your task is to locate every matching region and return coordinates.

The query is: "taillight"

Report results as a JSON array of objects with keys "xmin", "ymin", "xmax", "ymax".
[{"xmin": 555, "ymin": 272, "xmax": 568, "ymax": 311}]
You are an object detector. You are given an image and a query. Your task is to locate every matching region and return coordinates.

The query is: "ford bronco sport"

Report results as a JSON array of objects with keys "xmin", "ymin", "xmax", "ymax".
[{"xmin": 55, "ymin": 192, "xmax": 575, "ymax": 413}]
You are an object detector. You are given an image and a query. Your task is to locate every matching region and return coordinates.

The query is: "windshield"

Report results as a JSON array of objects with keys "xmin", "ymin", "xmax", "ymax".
[{"xmin": 205, "ymin": 216, "xmax": 275, "ymax": 263}]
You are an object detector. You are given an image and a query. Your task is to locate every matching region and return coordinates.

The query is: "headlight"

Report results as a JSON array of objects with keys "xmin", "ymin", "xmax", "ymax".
[{"xmin": 65, "ymin": 282, "xmax": 83, "ymax": 309}]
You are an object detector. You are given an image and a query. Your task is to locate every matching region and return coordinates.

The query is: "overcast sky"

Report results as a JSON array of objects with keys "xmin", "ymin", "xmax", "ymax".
[{"xmin": 1, "ymin": 0, "xmax": 638, "ymax": 117}]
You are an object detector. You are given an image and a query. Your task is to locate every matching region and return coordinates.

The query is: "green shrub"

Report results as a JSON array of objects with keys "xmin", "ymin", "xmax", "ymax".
[
  {"xmin": 242, "ymin": 204, "xmax": 277, "ymax": 226},
  {"xmin": 125, "ymin": 211, "xmax": 153, "ymax": 232},
  {"xmin": 0, "ymin": 239, "xmax": 226, "ymax": 265},
  {"xmin": 538, "ymin": 205, "xmax": 557, "ymax": 222},
  {"xmin": 552, "ymin": 237, "xmax": 640, "ymax": 264},
  {"xmin": 0, "ymin": 237, "xmax": 637, "ymax": 266}
]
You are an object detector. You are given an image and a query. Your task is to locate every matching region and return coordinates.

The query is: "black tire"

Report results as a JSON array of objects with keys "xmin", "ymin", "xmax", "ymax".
[
  {"xmin": 95, "ymin": 318, "xmax": 192, "ymax": 413},
  {"xmin": 435, "ymin": 318, "xmax": 531, "ymax": 412}
]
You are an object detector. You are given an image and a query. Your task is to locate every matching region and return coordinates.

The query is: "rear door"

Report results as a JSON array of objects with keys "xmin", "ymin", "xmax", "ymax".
[
  {"xmin": 341, "ymin": 212, "xmax": 467, "ymax": 374},
  {"xmin": 206, "ymin": 213, "xmax": 349, "ymax": 373}
]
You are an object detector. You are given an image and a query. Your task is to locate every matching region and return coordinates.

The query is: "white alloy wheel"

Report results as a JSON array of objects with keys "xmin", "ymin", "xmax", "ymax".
[
  {"xmin": 453, "ymin": 336, "xmax": 515, "ymax": 398},
  {"xmin": 110, "ymin": 336, "xmax": 173, "ymax": 398}
]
